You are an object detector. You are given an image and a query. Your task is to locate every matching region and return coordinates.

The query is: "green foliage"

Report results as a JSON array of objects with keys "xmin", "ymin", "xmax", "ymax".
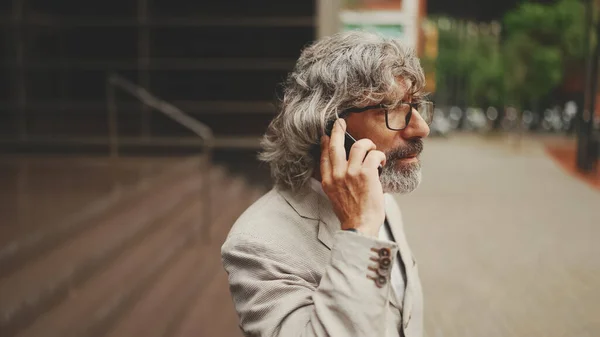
[
  {"xmin": 429, "ymin": 21, "xmax": 505, "ymax": 107},
  {"xmin": 502, "ymin": 31, "xmax": 563, "ymax": 106},
  {"xmin": 502, "ymin": 0, "xmax": 585, "ymax": 108},
  {"xmin": 432, "ymin": 0, "xmax": 587, "ymax": 110},
  {"xmin": 504, "ymin": 0, "xmax": 586, "ymax": 62},
  {"xmin": 469, "ymin": 44, "xmax": 505, "ymax": 107}
]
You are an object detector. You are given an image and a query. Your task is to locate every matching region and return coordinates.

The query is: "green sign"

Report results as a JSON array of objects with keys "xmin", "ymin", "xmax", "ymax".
[{"xmin": 343, "ymin": 24, "xmax": 404, "ymax": 38}]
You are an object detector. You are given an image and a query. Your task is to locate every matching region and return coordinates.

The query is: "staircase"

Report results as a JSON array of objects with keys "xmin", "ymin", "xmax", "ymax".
[
  {"xmin": 0, "ymin": 2, "xmax": 315, "ymax": 333},
  {"xmin": 0, "ymin": 157, "xmax": 264, "ymax": 337}
]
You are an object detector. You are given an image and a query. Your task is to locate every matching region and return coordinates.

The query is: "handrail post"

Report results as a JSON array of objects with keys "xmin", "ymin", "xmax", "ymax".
[
  {"xmin": 202, "ymin": 142, "xmax": 213, "ymax": 243},
  {"xmin": 107, "ymin": 76, "xmax": 119, "ymax": 158}
]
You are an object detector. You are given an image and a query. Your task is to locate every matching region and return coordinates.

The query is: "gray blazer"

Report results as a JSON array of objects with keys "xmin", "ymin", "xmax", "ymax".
[{"xmin": 221, "ymin": 184, "xmax": 423, "ymax": 337}]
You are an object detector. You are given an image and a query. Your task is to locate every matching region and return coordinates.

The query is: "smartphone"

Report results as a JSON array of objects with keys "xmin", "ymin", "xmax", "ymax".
[
  {"xmin": 325, "ymin": 119, "xmax": 357, "ymax": 159},
  {"xmin": 324, "ymin": 119, "xmax": 382, "ymax": 176}
]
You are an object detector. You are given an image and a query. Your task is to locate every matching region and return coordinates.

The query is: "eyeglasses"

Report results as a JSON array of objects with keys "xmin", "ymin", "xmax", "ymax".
[{"xmin": 341, "ymin": 101, "xmax": 434, "ymax": 131}]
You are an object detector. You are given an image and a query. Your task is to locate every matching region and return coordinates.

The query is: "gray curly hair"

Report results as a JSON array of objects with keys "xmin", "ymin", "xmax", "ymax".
[{"xmin": 259, "ymin": 30, "xmax": 426, "ymax": 191}]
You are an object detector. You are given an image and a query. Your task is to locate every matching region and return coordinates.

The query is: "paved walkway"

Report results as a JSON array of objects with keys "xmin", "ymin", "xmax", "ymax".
[{"xmin": 396, "ymin": 134, "xmax": 600, "ymax": 337}]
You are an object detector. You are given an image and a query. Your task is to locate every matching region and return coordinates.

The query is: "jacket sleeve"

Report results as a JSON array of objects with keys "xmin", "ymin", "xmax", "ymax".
[{"xmin": 221, "ymin": 230, "xmax": 399, "ymax": 337}]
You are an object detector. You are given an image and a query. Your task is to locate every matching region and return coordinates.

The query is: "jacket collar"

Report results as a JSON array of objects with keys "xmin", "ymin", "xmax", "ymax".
[{"xmin": 277, "ymin": 181, "xmax": 340, "ymax": 250}]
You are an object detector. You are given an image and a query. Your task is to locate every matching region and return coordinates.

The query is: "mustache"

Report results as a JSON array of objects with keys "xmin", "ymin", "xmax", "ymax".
[{"xmin": 386, "ymin": 139, "xmax": 423, "ymax": 161}]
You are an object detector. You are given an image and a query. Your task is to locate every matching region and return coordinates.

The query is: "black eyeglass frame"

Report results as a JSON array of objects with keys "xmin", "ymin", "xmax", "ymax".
[{"xmin": 340, "ymin": 101, "xmax": 433, "ymax": 131}]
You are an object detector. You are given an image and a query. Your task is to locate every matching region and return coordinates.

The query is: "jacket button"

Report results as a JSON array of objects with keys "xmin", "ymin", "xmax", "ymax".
[
  {"xmin": 380, "ymin": 256, "xmax": 391, "ymax": 269},
  {"xmin": 375, "ymin": 275, "xmax": 387, "ymax": 288},
  {"xmin": 378, "ymin": 247, "xmax": 391, "ymax": 258},
  {"xmin": 377, "ymin": 267, "xmax": 391, "ymax": 277}
]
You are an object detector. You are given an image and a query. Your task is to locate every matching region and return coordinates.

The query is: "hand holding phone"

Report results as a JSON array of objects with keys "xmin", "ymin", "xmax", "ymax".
[
  {"xmin": 320, "ymin": 118, "xmax": 386, "ymax": 237},
  {"xmin": 324, "ymin": 118, "xmax": 382, "ymax": 176}
]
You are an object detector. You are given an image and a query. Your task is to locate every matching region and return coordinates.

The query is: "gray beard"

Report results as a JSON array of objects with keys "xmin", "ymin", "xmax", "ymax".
[{"xmin": 380, "ymin": 158, "xmax": 422, "ymax": 194}]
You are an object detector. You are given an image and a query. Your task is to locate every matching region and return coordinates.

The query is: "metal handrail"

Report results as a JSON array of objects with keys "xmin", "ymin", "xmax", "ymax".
[
  {"xmin": 106, "ymin": 72, "xmax": 214, "ymax": 241},
  {"xmin": 107, "ymin": 72, "xmax": 214, "ymax": 148}
]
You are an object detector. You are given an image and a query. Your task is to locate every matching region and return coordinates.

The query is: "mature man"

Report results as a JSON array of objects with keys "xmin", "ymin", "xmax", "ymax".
[{"xmin": 221, "ymin": 31, "xmax": 432, "ymax": 337}]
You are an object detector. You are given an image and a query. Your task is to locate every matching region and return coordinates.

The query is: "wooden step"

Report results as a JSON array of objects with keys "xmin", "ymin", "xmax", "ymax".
[
  {"xmin": 103, "ymin": 243, "xmax": 210, "ymax": 337},
  {"xmin": 0, "ymin": 165, "xmax": 222, "ymax": 336},
  {"xmin": 171, "ymin": 188, "xmax": 265, "ymax": 337},
  {"xmin": 0, "ymin": 156, "xmax": 207, "ymax": 277},
  {"xmin": 102, "ymin": 179, "xmax": 262, "ymax": 337},
  {"xmin": 13, "ymin": 196, "xmax": 203, "ymax": 337},
  {"xmin": 0, "ymin": 157, "xmax": 152, "ymax": 245},
  {"xmin": 171, "ymin": 249, "xmax": 244, "ymax": 337},
  {"xmin": 12, "ymin": 172, "xmax": 250, "ymax": 337},
  {"xmin": 103, "ymin": 182, "xmax": 255, "ymax": 337}
]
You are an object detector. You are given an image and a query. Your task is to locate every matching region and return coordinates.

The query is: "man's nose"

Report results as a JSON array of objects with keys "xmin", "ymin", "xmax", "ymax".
[{"xmin": 402, "ymin": 109, "xmax": 430, "ymax": 139}]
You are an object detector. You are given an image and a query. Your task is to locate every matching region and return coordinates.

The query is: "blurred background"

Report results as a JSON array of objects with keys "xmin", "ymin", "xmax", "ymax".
[{"xmin": 0, "ymin": 0, "xmax": 598, "ymax": 336}]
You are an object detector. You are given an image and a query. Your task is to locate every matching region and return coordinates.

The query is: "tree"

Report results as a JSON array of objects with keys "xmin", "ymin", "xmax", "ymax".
[
  {"xmin": 502, "ymin": 33, "xmax": 563, "ymax": 109},
  {"xmin": 502, "ymin": 0, "xmax": 586, "ymax": 109},
  {"xmin": 466, "ymin": 34, "xmax": 505, "ymax": 108},
  {"xmin": 428, "ymin": 19, "xmax": 504, "ymax": 108},
  {"xmin": 430, "ymin": 0, "xmax": 587, "ymax": 112},
  {"xmin": 504, "ymin": 0, "xmax": 587, "ymax": 62}
]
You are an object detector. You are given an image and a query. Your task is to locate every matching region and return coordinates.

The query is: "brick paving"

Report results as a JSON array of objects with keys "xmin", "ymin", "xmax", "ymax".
[
  {"xmin": 396, "ymin": 134, "xmax": 600, "ymax": 337},
  {"xmin": 545, "ymin": 143, "xmax": 600, "ymax": 191}
]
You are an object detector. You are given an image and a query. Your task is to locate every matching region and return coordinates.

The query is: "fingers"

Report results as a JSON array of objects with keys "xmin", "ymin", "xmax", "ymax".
[
  {"xmin": 328, "ymin": 119, "xmax": 348, "ymax": 179},
  {"xmin": 363, "ymin": 150, "xmax": 386, "ymax": 174},
  {"xmin": 321, "ymin": 118, "xmax": 383, "ymax": 186},
  {"xmin": 347, "ymin": 139, "xmax": 377, "ymax": 175}
]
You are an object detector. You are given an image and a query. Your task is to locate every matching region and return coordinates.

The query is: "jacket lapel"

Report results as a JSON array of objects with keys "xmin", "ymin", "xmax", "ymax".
[
  {"xmin": 384, "ymin": 195, "xmax": 415, "ymax": 327},
  {"xmin": 316, "ymin": 194, "xmax": 340, "ymax": 250},
  {"xmin": 279, "ymin": 187, "xmax": 411, "ymax": 321},
  {"xmin": 277, "ymin": 185, "xmax": 340, "ymax": 250}
]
